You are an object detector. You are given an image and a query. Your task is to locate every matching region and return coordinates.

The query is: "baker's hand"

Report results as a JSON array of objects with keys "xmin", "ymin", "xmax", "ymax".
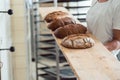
[
  {"xmin": 104, "ymin": 29, "xmax": 120, "ymax": 51},
  {"xmin": 104, "ymin": 40, "xmax": 120, "ymax": 51}
]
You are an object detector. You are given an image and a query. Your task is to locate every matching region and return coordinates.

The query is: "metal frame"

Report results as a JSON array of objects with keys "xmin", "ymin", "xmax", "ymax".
[
  {"xmin": 25, "ymin": 0, "xmax": 91, "ymax": 80},
  {"xmin": 34, "ymin": 1, "xmax": 60, "ymax": 80},
  {"xmin": 25, "ymin": 0, "xmax": 61, "ymax": 80}
]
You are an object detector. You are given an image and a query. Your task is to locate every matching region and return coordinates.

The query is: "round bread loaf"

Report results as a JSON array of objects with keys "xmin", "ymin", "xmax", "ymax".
[
  {"xmin": 54, "ymin": 24, "xmax": 87, "ymax": 39},
  {"xmin": 61, "ymin": 34, "xmax": 95, "ymax": 49},
  {"xmin": 44, "ymin": 11, "xmax": 68, "ymax": 23},
  {"xmin": 48, "ymin": 17, "xmax": 76, "ymax": 31}
]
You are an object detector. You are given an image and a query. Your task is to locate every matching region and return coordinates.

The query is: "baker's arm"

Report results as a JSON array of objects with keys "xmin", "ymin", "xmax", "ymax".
[{"xmin": 104, "ymin": 29, "xmax": 120, "ymax": 51}]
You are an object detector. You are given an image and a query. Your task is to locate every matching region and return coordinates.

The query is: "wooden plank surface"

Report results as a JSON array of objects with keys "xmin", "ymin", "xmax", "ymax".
[{"xmin": 39, "ymin": 7, "xmax": 120, "ymax": 80}]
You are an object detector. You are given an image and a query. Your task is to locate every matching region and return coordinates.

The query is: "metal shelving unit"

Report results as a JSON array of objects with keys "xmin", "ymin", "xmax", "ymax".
[
  {"xmin": 25, "ymin": 0, "xmax": 91, "ymax": 80},
  {"xmin": 28, "ymin": 0, "xmax": 76, "ymax": 80}
]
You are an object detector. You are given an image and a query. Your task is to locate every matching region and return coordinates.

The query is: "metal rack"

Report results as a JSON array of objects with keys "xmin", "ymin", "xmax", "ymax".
[
  {"xmin": 26, "ymin": 0, "xmax": 73, "ymax": 80},
  {"xmin": 33, "ymin": 1, "xmax": 76, "ymax": 80},
  {"xmin": 25, "ymin": 0, "xmax": 91, "ymax": 80}
]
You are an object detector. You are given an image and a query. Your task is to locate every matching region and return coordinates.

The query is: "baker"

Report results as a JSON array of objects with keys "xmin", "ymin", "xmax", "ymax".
[{"xmin": 86, "ymin": 0, "xmax": 120, "ymax": 59}]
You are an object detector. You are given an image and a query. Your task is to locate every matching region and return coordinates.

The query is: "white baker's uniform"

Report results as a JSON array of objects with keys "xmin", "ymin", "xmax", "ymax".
[{"xmin": 86, "ymin": 0, "xmax": 120, "ymax": 58}]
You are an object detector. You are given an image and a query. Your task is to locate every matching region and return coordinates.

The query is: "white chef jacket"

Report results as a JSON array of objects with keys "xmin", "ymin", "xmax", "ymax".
[{"xmin": 86, "ymin": 0, "xmax": 120, "ymax": 57}]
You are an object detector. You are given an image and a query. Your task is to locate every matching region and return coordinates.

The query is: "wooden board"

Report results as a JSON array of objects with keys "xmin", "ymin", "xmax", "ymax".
[{"xmin": 39, "ymin": 7, "xmax": 120, "ymax": 80}]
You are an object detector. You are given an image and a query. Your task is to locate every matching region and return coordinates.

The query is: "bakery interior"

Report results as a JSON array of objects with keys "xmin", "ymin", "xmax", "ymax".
[{"xmin": 0, "ymin": 0, "xmax": 120, "ymax": 80}]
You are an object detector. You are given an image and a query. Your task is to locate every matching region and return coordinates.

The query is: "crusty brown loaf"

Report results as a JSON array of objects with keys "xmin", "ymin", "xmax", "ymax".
[
  {"xmin": 44, "ymin": 11, "xmax": 68, "ymax": 23},
  {"xmin": 61, "ymin": 34, "xmax": 95, "ymax": 49},
  {"xmin": 54, "ymin": 24, "xmax": 87, "ymax": 39},
  {"xmin": 48, "ymin": 17, "xmax": 76, "ymax": 31}
]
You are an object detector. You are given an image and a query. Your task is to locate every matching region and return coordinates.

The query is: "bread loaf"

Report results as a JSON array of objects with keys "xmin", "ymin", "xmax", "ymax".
[
  {"xmin": 61, "ymin": 34, "xmax": 95, "ymax": 49},
  {"xmin": 44, "ymin": 11, "xmax": 68, "ymax": 23},
  {"xmin": 48, "ymin": 17, "xmax": 76, "ymax": 31},
  {"xmin": 54, "ymin": 24, "xmax": 87, "ymax": 39}
]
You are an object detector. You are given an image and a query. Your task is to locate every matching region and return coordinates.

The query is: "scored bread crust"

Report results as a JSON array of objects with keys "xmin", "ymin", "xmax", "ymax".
[
  {"xmin": 54, "ymin": 24, "xmax": 87, "ymax": 39},
  {"xmin": 44, "ymin": 11, "xmax": 69, "ymax": 23},
  {"xmin": 47, "ymin": 17, "xmax": 76, "ymax": 31},
  {"xmin": 61, "ymin": 34, "xmax": 95, "ymax": 49}
]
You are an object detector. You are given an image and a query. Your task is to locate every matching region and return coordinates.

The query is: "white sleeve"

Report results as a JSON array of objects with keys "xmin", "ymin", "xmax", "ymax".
[{"xmin": 112, "ymin": 3, "xmax": 120, "ymax": 30}]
